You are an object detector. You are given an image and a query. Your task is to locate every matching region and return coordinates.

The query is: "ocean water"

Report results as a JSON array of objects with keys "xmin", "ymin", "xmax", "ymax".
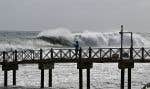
[
  {"xmin": 0, "ymin": 28, "xmax": 150, "ymax": 50},
  {"xmin": 0, "ymin": 28, "xmax": 150, "ymax": 89}
]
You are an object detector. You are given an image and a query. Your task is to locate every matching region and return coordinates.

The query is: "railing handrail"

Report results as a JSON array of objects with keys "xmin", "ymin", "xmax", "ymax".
[{"xmin": 1, "ymin": 47, "xmax": 150, "ymax": 63}]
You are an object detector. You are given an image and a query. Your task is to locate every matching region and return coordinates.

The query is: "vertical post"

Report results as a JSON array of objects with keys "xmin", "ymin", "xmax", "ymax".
[
  {"xmin": 110, "ymin": 48, "xmax": 112, "ymax": 58},
  {"xmin": 142, "ymin": 47, "xmax": 144, "ymax": 60},
  {"xmin": 128, "ymin": 32, "xmax": 133, "ymax": 89},
  {"xmin": 13, "ymin": 70, "xmax": 16, "ymax": 86},
  {"xmin": 100, "ymin": 48, "xmax": 102, "ymax": 61},
  {"xmin": 13, "ymin": 50, "xmax": 17, "ymax": 86},
  {"xmin": 40, "ymin": 49, "xmax": 44, "ymax": 88},
  {"xmin": 89, "ymin": 47, "xmax": 92, "ymax": 59},
  {"xmin": 128, "ymin": 68, "xmax": 131, "ymax": 89},
  {"xmin": 131, "ymin": 32, "xmax": 133, "ymax": 49},
  {"xmin": 60, "ymin": 49, "xmax": 62, "ymax": 58},
  {"xmin": 130, "ymin": 32, "xmax": 133, "ymax": 60},
  {"xmin": 120, "ymin": 25, "xmax": 123, "ymax": 60},
  {"xmin": 49, "ymin": 48, "xmax": 53, "ymax": 87},
  {"xmin": 69, "ymin": 49, "xmax": 71, "ymax": 58},
  {"xmin": 120, "ymin": 25, "xmax": 124, "ymax": 89},
  {"xmin": 121, "ymin": 69, "xmax": 124, "ymax": 89},
  {"xmin": 49, "ymin": 69, "xmax": 52, "ymax": 87},
  {"xmin": 87, "ymin": 47, "xmax": 92, "ymax": 89},
  {"xmin": 87, "ymin": 68, "xmax": 90, "ymax": 89},
  {"xmin": 79, "ymin": 48, "xmax": 83, "ymax": 89},
  {"xmin": 51, "ymin": 48, "xmax": 53, "ymax": 59},
  {"xmin": 3, "ymin": 51, "xmax": 8, "ymax": 87},
  {"xmin": 79, "ymin": 69, "xmax": 83, "ymax": 89},
  {"xmin": 32, "ymin": 50, "xmax": 35, "ymax": 60},
  {"xmin": 41, "ymin": 69, "xmax": 44, "ymax": 88},
  {"xmin": 128, "ymin": 47, "xmax": 132, "ymax": 89},
  {"xmin": 4, "ymin": 70, "xmax": 8, "ymax": 87}
]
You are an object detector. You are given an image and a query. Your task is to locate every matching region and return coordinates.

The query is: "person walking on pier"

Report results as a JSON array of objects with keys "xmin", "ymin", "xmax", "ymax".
[
  {"xmin": 75, "ymin": 41, "xmax": 79, "ymax": 49},
  {"xmin": 74, "ymin": 41, "xmax": 79, "ymax": 56}
]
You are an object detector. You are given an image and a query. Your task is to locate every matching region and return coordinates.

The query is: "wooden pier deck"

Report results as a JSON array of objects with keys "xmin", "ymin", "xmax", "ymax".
[{"xmin": 0, "ymin": 47, "xmax": 150, "ymax": 89}]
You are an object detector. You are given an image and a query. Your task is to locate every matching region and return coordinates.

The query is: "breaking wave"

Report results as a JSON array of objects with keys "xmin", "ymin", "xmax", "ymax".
[
  {"xmin": 0, "ymin": 28, "xmax": 149, "ymax": 51},
  {"xmin": 37, "ymin": 28, "xmax": 149, "ymax": 47}
]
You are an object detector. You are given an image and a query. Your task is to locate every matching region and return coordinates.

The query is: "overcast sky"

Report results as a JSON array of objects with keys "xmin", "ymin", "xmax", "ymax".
[{"xmin": 0, "ymin": 0, "xmax": 150, "ymax": 32}]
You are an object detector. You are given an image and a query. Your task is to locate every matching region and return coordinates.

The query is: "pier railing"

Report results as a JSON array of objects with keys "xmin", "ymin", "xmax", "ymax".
[{"xmin": 0, "ymin": 47, "xmax": 150, "ymax": 63}]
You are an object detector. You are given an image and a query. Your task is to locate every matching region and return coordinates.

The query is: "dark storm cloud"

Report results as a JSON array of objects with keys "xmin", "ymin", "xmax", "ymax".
[{"xmin": 0, "ymin": 0, "xmax": 150, "ymax": 32}]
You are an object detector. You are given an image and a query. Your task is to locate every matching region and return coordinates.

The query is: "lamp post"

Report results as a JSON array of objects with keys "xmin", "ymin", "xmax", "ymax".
[
  {"xmin": 119, "ymin": 25, "xmax": 133, "ymax": 89},
  {"xmin": 119, "ymin": 25, "xmax": 133, "ymax": 54}
]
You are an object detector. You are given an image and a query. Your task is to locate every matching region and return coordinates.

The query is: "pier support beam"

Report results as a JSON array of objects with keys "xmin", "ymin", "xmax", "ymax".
[
  {"xmin": 13, "ymin": 70, "xmax": 16, "ymax": 86},
  {"xmin": 2, "ymin": 51, "xmax": 18, "ymax": 87},
  {"xmin": 4, "ymin": 70, "xmax": 8, "ymax": 87},
  {"xmin": 38, "ymin": 62, "xmax": 54, "ymax": 88},
  {"xmin": 13, "ymin": 50, "xmax": 17, "ymax": 86},
  {"xmin": 49, "ymin": 69, "xmax": 52, "ymax": 87},
  {"xmin": 38, "ymin": 63, "xmax": 54, "ymax": 88},
  {"xmin": 2, "ymin": 63, "xmax": 18, "ymax": 87},
  {"xmin": 77, "ymin": 47, "xmax": 93, "ymax": 89},
  {"xmin": 41, "ymin": 69, "xmax": 44, "ymax": 88},
  {"xmin": 118, "ymin": 60, "xmax": 134, "ymax": 89},
  {"xmin": 39, "ymin": 49, "xmax": 44, "ymax": 88},
  {"xmin": 121, "ymin": 69, "xmax": 125, "ymax": 89},
  {"xmin": 128, "ymin": 68, "xmax": 131, "ymax": 89},
  {"xmin": 87, "ymin": 68, "xmax": 90, "ymax": 89},
  {"xmin": 79, "ymin": 69, "xmax": 83, "ymax": 89}
]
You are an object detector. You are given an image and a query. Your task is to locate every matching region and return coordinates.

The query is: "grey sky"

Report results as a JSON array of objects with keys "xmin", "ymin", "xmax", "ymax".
[{"xmin": 0, "ymin": 0, "xmax": 150, "ymax": 32}]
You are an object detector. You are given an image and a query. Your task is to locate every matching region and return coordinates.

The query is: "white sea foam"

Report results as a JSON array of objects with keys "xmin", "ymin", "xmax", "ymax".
[
  {"xmin": 0, "ymin": 39, "xmax": 52, "ymax": 51},
  {"xmin": 37, "ymin": 28, "xmax": 149, "ymax": 47}
]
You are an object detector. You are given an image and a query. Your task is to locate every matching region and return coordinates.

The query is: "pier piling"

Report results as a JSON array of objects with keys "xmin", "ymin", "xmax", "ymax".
[
  {"xmin": 41, "ymin": 69, "xmax": 44, "ymax": 88},
  {"xmin": 49, "ymin": 69, "xmax": 52, "ymax": 87},
  {"xmin": 121, "ymin": 69, "xmax": 125, "ymax": 89},
  {"xmin": 87, "ymin": 47, "xmax": 92, "ymax": 89},
  {"xmin": 79, "ymin": 69, "xmax": 83, "ymax": 89},
  {"xmin": 4, "ymin": 70, "xmax": 8, "ymax": 87},
  {"xmin": 128, "ymin": 68, "xmax": 131, "ymax": 89},
  {"xmin": 3, "ymin": 51, "xmax": 7, "ymax": 87},
  {"xmin": 13, "ymin": 50, "xmax": 17, "ymax": 86},
  {"xmin": 49, "ymin": 48, "xmax": 54, "ymax": 87},
  {"xmin": 13, "ymin": 70, "xmax": 16, "ymax": 85},
  {"xmin": 87, "ymin": 68, "xmax": 90, "ymax": 89},
  {"xmin": 40, "ymin": 49, "xmax": 44, "ymax": 88}
]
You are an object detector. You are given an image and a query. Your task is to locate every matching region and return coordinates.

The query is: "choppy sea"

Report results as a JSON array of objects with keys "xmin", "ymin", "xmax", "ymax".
[{"xmin": 0, "ymin": 28, "xmax": 150, "ymax": 89}]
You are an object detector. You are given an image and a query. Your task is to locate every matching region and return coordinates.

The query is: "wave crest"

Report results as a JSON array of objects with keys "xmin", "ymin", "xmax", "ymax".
[{"xmin": 37, "ymin": 28, "xmax": 148, "ymax": 47}]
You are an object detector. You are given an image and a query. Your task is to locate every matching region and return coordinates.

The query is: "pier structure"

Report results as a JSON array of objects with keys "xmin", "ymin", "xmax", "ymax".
[
  {"xmin": 0, "ymin": 46, "xmax": 150, "ymax": 89},
  {"xmin": 0, "ymin": 26, "xmax": 149, "ymax": 89}
]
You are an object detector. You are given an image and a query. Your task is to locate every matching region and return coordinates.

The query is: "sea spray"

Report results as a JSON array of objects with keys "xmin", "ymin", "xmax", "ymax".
[
  {"xmin": 0, "ymin": 29, "xmax": 149, "ymax": 51},
  {"xmin": 37, "ymin": 28, "xmax": 148, "ymax": 47}
]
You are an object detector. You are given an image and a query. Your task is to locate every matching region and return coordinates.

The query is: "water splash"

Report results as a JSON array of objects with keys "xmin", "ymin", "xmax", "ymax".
[
  {"xmin": 0, "ymin": 29, "xmax": 149, "ymax": 51},
  {"xmin": 37, "ymin": 28, "xmax": 148, "ymax": 47}
]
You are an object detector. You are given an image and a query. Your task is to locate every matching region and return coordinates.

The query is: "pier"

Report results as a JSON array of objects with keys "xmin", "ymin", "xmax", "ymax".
[
  {"xmin": 0, "ymin": 26, "xmax": 149, "ymax": 89},
  {"xmin": 0, "ymin": 47, "xmax": 150, "ymax": 89}
]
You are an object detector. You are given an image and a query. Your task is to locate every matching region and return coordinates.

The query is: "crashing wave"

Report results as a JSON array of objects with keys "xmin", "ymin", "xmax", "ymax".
[
  {"xmin": 37, "ymin": 36, "xmax": 72, "ymax": 46},
  {"xmin": 37, "ymin": 28, "xmax": 148, "ymax": 47}
]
